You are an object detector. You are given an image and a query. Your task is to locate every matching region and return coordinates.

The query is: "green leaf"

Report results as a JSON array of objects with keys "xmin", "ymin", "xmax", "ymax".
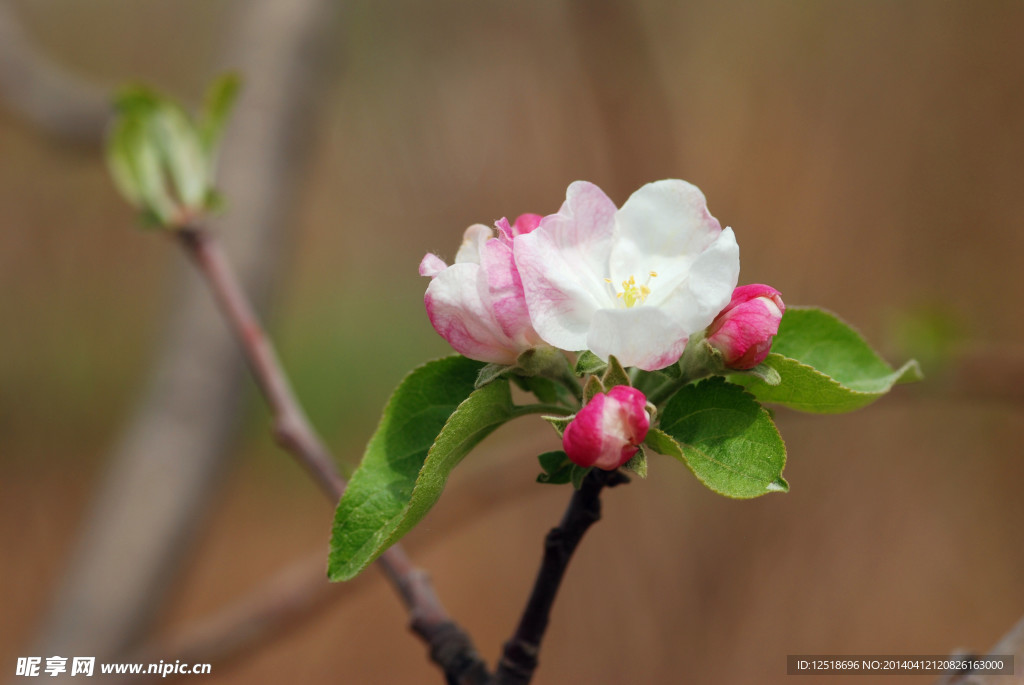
[
  {"xmin": 654, "ymin": 377, "xmax": 787, "ymax": 499},
  {"xmin": 107, "ymin": 77, "xmax": 238, "ymax": 228},
  {"xmin": 731, "ymin": 308, "xmax": 922, "ymax": 413},
  {"xmin": 574, "ymin": 350, "xmax": 607, "ymax": 376},
  {"xmin": 198, "ymin": 72, "xmax": 241, "ymax": 156},
  {"xmin": 537, "ymin": 450, "xmax": 574, "ymax": 484},
  {"xmin": 328, "ymin": 356, "xmax": 516, "ymax": 581},
  {"xmin": 150, "ymin": 102, "xmax": 209, "ymax": 209},
  {"xmin": 105, "ymin": 112, "xmax": 177, "ymax": 225}
]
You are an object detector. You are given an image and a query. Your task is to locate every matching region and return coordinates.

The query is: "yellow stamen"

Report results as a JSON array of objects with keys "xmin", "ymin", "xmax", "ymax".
[{"xmin": 615, "ymin": 273, "xmax": 656, "ymax": 308}]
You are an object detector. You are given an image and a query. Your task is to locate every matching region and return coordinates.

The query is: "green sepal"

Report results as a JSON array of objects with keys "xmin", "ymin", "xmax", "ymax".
[
  {"xmin": 582, "ymin": 375, "xmax": 605, "ymax": 404},
  {"xmin": 731, "ymin": 308, "xmax": 922, "ymax": 413},
  {"xmin": 602, "ymin": 355, "xmax": 631, "ymax": 388},
  {"xmin": 570, "ymin": 464, "xmax": 590, "ymax": 490},
  {"xmin": 328, "ymin": 356, "xmax": 515, "ymax": 581},
  {"xmin": 542, "ymin": 414, "xmax": 573, "ymax": 438},
  {"xmin": 732, "ymin": 362, "xmax": 782, "ymax": 386},
  {"xmin": 536, "ymin": 450, "xmax": 574, "ymax": 485},
  {"xmin": 651, "ymin": 377, "xmax": 788, "ymax": 499},
  {"xmin": 476, "ymin": 362, "xmax": 514, "ymax": 389},
  {"xmin": 653, "ymin": 359, "xmax": 683, "ymax": 380},
  {"xmin": 203, "ymin": 188, "xmax": 226, "ymax": 214},
  {"xmin": 574, "ymin": 351, "xmax": 608, "ymax": 376},
  {"xmin": 516, "ymin": 375, "xmax": 576, "ymax": 407},
  {"xmin": 622, "ymin": 445, "xmax": 648, "ymax": 479}
]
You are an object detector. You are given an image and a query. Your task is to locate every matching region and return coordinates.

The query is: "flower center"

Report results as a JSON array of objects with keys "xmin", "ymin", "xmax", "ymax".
[{"xmin": 606, "ymin": 271, "xmax": 658, "ymax": 308}]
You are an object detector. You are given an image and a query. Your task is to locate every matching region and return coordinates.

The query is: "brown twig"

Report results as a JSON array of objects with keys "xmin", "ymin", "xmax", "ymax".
[
  {"xmin": 935, "ymin": 616, "xmax": 1024, "ymax": 685},
  {"xmin": 25, "ymin": 3, "xmax": 341, "ymax": 668},
  {"xmin": 493, "ymin": 469, "xmax": 630, "ymax": 685},
  {"xmin": 176, "ymin": 226, "xmax": 488, "ymax": 681}
]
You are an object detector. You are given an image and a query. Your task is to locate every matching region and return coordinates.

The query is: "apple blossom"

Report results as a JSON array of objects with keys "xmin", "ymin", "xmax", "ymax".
[
  {"xmin": 420, "ymin": 214, "xmax": 545, "ymax": 364},
  {"xmin": 705, "ymin": 284, "xmax": 785, "ymax": 369},
  {"xmin": 514, "ymin": 180, "xmax": 740, "ymax": 371},
  {"xmin": 562, "ymin": 386, "xmax": 650, "ymax": 470}
]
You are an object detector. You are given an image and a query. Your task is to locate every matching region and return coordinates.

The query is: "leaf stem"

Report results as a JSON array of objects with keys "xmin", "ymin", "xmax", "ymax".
[
  {"xmin": 176, "ymin": 226, "xmax": 488, "ymax": 681},
  {"xmin": 492, "ymin": 468, "xmax": 629, "ymax": 685}
]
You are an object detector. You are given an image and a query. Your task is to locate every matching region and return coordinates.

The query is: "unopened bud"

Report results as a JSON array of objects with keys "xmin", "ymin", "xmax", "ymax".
[
  {"xmin": 562, "ymin": 386, "xmax": 650, "ymax": 470},
  {"xmin": 705, "ymin": 284, "xmax": 785, "ymax": 370}
]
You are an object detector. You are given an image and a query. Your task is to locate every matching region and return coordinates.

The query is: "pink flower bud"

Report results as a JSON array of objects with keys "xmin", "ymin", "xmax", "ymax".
[
  {"xmin": 562, "ymin": 386, "xmax": 650, "ymax": 470},
  {"xmin": 705, "ymin": 284, "xmax": 785, "ymax": 370}
]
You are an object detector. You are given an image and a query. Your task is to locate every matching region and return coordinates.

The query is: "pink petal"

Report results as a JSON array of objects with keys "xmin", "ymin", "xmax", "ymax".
[
  {"xmin": 419, "ymin": 253, "xmax": 448, "ymax": 278},
  {"xmin": 424, "ymin": 262, "xmax": 520, "ymax": 364}
]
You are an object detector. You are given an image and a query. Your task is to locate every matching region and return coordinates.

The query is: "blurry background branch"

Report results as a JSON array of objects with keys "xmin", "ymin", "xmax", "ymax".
[
  {"xmin": 0, "ymin": 0, "xmax": 110, "ymax": 144},
  {"xmin": 23, "ymin": 0, "xmax": 339, "ymax": 671},
  {"xmin": 937, "ymin": 615, "xmax": 1024, "ymax": 685}
]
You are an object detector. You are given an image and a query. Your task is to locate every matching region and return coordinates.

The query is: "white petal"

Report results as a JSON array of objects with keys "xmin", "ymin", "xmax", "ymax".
[
  {"xmin": 609, "ymin": 179, "xmax": 723, "ymax": 294},
  {"xmin": 660, "ymin": 227, "xmax": 741, "ymax": 333},
  {"xmin": 587, "ymin": 306, "xmax": 689, "ymax": 371},
  {"xmin": 455, "ymin": 224, "xmax": 493, "ymax": 264},
  {"xmin": 515, "ymin": 182, "xmax": 619, "ymax": 350}
]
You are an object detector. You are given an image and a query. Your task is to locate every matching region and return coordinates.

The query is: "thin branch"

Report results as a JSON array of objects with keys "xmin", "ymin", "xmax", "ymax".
[
  {"xmin": 25, "ymin": 1, "xmax": 341, "ymax": 668},
  {"xmin": 176, "ymin": 226, "xmax": 489, "ymax": 682},
  {"xmin": 493, "ymin": 469, "xmax": 630, "ymax": 685},
  {"xmin": 935, "ymin": 615, "xmax": 1024, "ymax": 685}
]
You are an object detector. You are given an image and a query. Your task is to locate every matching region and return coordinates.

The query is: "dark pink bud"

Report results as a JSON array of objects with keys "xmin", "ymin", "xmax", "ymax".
[
  {"xmin": 562, "ymin": 386, "xmax": 650, "ymax": 470},
  {"xmin": 705, "ymin": 284, "xmax": 785, "ymax": 369}
]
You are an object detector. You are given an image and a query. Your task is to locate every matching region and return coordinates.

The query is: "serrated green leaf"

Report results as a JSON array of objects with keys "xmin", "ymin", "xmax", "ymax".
[
  {"xmin": 731, "ymin": 308, "xmax": 922, "ymax": 413},
  {"xmin": 654, "ymin": 377, "xmax": 787, "ymax": 499},
  {"xmin": 537, "ymin": 450, "xmax": 574, "ymax": 484},
  {"xmin": 574, "ymin": 350, "xmax": 607, "ymax": 376},
  {"xmin": 328, "ymin": 356, "xmax": 515, "ymax": 581}
]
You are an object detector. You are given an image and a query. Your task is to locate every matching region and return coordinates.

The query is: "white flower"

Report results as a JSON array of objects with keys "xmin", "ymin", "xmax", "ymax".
[{"xmin": 514, "ymin": 180, "xmax": 739, "ymax": 370}]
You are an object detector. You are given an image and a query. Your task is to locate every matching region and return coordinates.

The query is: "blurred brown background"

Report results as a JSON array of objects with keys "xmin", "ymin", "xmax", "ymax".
[{"xmin": 2, "ymin": 1, "xmax": 1023, "ymax": 683}]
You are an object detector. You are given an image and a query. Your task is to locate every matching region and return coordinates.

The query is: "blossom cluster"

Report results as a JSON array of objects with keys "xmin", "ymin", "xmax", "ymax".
[{"xmin": 421, "ymin": 180, "xmax": 784, "ymax": 470}]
